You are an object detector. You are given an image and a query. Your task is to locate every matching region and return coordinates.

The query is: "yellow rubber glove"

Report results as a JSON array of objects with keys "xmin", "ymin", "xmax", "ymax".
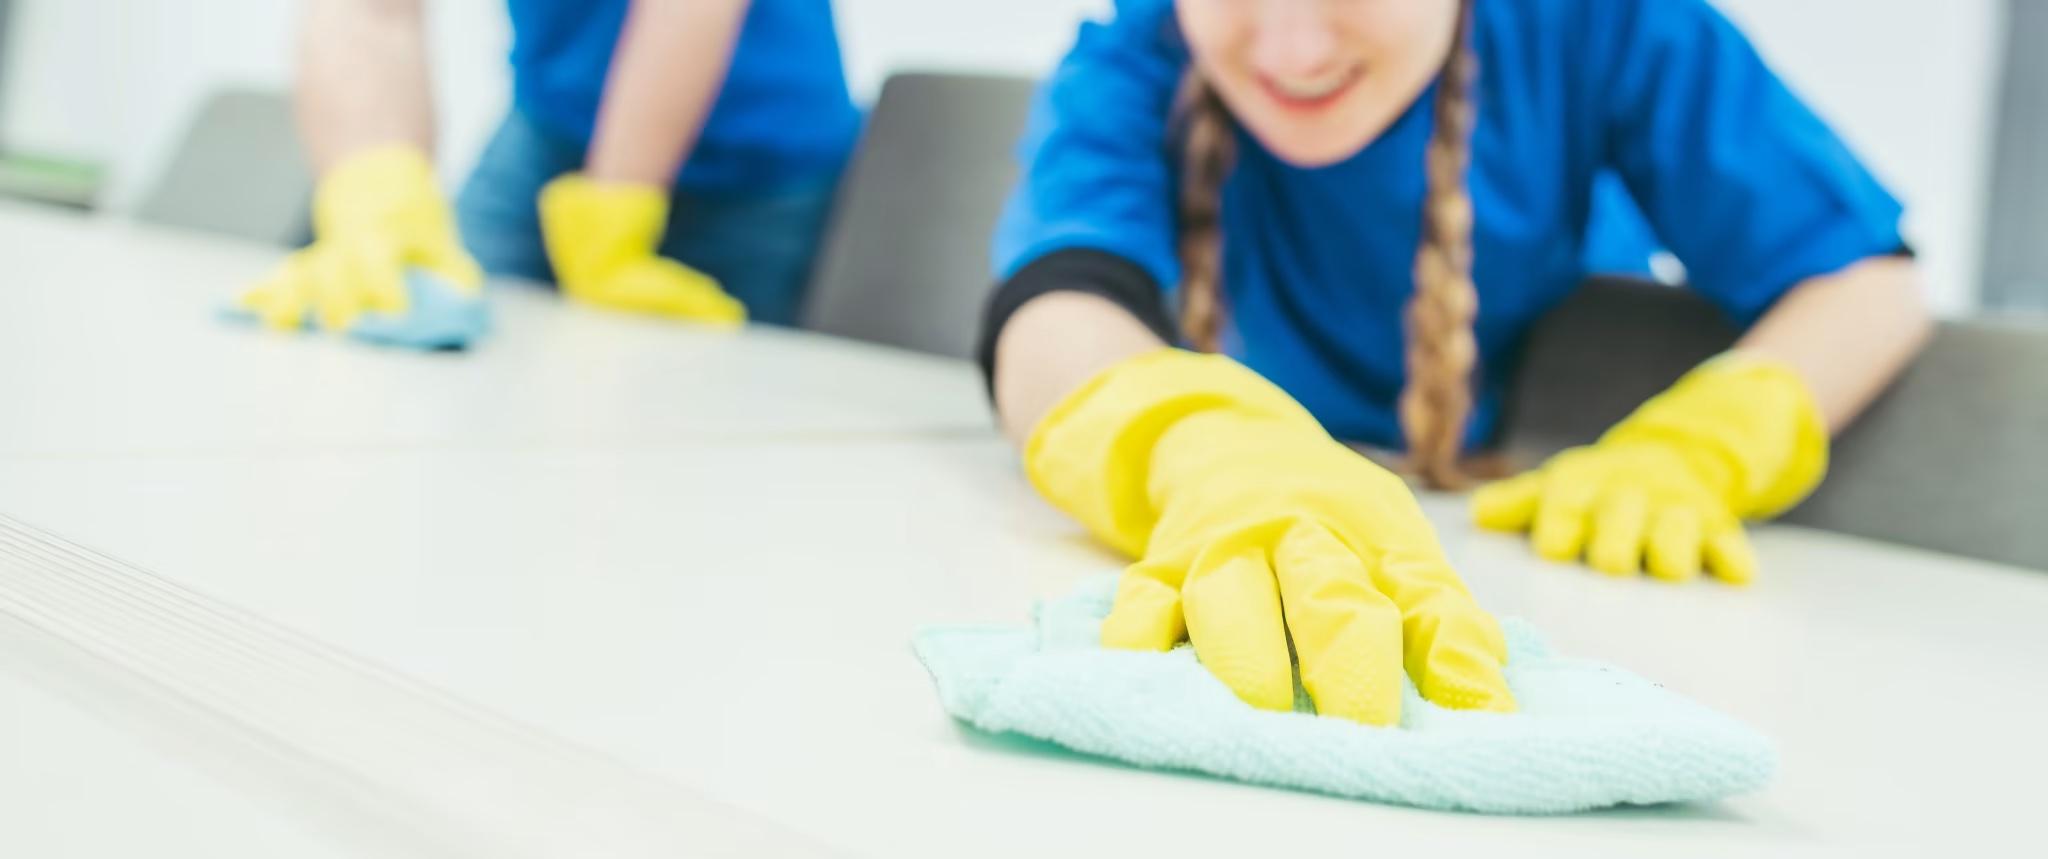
[
  {"xmin": 1027, "ymin": 349, "xmax": 1516, "ymax": 726},
  {"xmin": 1472, "ymin": 354, "xmax": 1828, "ymax": 584},
  {"xmin": 237, "ymin": 145, "xmax": 482, "ymax": 331},
  {"xmin": 537, "ymin": 175, "xmax": 745, "ymax": 326}
]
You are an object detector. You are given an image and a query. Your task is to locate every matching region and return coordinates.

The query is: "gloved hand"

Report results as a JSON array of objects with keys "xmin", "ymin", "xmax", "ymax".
[
  {"xmin": 537, "ymin": 175, "xmax": 745, "ymax": 326},
  {"xmin": 1472, "ymin": 354, "xmax": 1828, "ymax": 583},
  {"xmin": 235, "ymin": 144, "xmax": 485, "ymax": 346},
  {"xmin": 1026, "ymin": 349, "xmax": 1516, "ymax": 726}
]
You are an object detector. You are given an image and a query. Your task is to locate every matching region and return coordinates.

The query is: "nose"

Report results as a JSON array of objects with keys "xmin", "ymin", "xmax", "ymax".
[{"xmin": 1250, "ymin": 0, "xmax": 1342, "ymax": 80}]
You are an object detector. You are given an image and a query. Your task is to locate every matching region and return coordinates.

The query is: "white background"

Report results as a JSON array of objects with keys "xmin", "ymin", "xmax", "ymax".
[{"xmin": 0, "ymin": 0, "xmax": 2004, "ymax": 313}]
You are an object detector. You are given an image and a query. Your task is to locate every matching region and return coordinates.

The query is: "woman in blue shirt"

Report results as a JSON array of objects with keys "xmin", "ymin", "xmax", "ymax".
[
  {"xmin": 240, "ymin": 0, "xmax": 857, "ymax": 343},
  {"xmin": 985, "ymin": 0, "xmax": 1929, "ymax": 726}
]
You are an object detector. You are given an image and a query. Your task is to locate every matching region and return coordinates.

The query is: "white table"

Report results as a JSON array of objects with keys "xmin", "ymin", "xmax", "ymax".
[
  {"xmin": 3, "ymin": 207, "xmax": 2045, "ymax": 856},
  {"xmin": 0, "ymin": 203, "xmax": 989, "ymax": 459}
]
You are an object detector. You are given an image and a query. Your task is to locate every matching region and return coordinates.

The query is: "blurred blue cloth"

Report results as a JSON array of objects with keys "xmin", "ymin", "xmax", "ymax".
[
  {"xmin": 915, "ymin": 576, "xmax": 1775, "ymax": 814},
  {"xmin": 222, "ymin": 269, "xmax": 491, "ymax": 351}
]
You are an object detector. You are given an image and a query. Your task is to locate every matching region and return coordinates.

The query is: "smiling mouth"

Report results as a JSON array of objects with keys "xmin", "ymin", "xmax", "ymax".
[{"xmin": 1259, "ymin": 65, "xmax": 1366, "ymax": 112}]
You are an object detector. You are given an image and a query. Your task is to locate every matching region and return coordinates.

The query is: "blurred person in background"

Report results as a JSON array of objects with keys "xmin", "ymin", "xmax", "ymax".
[
  {"xmin": 236, "ymin": 0, "xmax": 859, "ymax": 339},
  {"xmin": 981, "ymin": 0, "xmax": 1929, "ymax": 726}
]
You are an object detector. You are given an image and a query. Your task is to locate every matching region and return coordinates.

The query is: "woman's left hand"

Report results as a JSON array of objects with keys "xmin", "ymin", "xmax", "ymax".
[{"xmin": 1472, "ymin": 354, "xmax": 1830, "ymax": 583}]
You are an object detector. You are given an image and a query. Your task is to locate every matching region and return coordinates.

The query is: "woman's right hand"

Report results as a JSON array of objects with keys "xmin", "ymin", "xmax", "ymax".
[{"xmin": 1026, "ymin": 349, "xmax": 1515, "ymax": 726}]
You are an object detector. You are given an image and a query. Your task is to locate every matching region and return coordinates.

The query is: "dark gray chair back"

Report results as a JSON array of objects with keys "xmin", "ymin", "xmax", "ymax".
[
  {"xmin": 133, "ymin": 87, "xmax": 312, "ymax": 246},
  {"xmin": 1499, "ymin": 278, "xmax": 2048, "ymax": 570},
  {"xmin": 800, "ymin": 72, "xmax": 1038, "ymax": 359}
]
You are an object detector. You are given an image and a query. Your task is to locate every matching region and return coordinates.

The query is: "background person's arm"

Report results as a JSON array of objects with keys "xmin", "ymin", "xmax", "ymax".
[
  {"xmin": 532, "ymin": 0, "xmax": 753, "ymax": 324},
  {"xmin": 1733, "ymin": 256, "xmax": 1931, "ymax": 432},
  {"xmin": 584, "ymin": 0, "xmax": 753, "ymax": 186},
  {"xmin": 296, "ymin": 0, "xmax": 435, "ymax": 170},
  {"xmin": 234, "ymin": 0, "xmax": 480, "ymax": 346}
]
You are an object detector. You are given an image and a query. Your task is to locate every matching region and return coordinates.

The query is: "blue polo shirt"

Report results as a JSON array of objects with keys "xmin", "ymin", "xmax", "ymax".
[
  {"xmin": 994, "ymin": 0, "xmax": 1905, "ymax": 450},
  {"xmin": 506, "ymin": 0, "xmax": 860, "ymax": 192}
]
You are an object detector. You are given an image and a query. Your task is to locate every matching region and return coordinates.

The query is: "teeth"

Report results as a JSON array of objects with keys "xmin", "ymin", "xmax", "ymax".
[{"xmin": 1272, "ymin": 73, "xmax": 1349, "ymax": 100}]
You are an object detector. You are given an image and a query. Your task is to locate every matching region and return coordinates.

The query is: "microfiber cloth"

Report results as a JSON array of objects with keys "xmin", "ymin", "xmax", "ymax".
[
  {"xmin": 914, "ymin": 576, "xmax": 1775, "ymax": 814},
  {"xmin": 221, "ymin": 269, "xmax": 490, "ymax": 351}
]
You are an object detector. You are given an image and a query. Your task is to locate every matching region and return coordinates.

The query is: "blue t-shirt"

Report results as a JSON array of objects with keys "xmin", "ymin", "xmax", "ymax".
[
  {"xmin": 507, "ymin": 0, "xmax": 861, "ymax": 192},
  {"xmin": 994, "ymin": 0, "xmax": 1904, "ymax": 450}
]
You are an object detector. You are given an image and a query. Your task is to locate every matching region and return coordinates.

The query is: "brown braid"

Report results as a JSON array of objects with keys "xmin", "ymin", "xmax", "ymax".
[
  {"xmin": 1174, "ymin": 72, "xmax": 1234, "ymax": 353},
  {"xmin": 1400, "ymin": 0, "xmax": 1482, "ymax": 489},
  {"xmin": 1173, "ymin": 1, "xmax": 1483, "ymax": 486}
]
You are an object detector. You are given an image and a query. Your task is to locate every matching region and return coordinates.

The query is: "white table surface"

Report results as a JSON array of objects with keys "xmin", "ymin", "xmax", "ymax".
[
  {"xmin": 3, "ymin": 206, "xmax": 2046, "ymax": 856},
  {"xmin": 0, "ymin": 203, "xmax": 989, "ymax": 460}
]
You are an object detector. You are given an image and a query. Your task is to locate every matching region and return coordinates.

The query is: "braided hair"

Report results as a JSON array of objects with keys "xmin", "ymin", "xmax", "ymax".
[{"xmin": 1173, "ymin": 0, "xmax": 1482, "ymax": 488}]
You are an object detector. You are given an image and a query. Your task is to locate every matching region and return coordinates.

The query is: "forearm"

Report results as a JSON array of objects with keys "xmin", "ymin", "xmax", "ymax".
[
  {"xmin": 994, "ymin": 292, "xmax": 1169, "ymax": 445},
  {"xmin": 584, "ymin": 0, "xmax": 752, "ymax": 186},
  {"xmin": 296, "ymin": 0, "xmax": 435, "ymax": 171},
  {"xmin": 1733, "ymin": 256, "xmax": 1932, "ymax": 432}
]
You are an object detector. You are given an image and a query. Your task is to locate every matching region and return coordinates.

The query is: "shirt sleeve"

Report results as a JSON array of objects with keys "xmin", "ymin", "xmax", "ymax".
[
  {"xmin": 989, "ymin": 0, "xmax": 1185, "ymax": 289},
  {"xmin": 1591, "ymin": 0, "xmax": 1907, "ymax": 323}
]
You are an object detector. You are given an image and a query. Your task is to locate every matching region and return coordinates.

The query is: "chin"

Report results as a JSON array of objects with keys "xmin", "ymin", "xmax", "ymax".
[
  {"xmin": 1219, "ymin": 77, "xmax": 1383, "ymax": 169},
  {"xmin": 1240, "ymin": 116, "xmax": 1374, "ymax": 169}
]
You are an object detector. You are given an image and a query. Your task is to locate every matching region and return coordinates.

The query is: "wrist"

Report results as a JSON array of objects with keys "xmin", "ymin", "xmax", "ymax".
[{"xmin": 580, "ymin": 153, "xmax": 677, "ymax": 188}]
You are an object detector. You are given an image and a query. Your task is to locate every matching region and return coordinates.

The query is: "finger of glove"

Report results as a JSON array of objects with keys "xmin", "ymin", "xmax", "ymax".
[
  {"xmin": 309, "ymin": 243, "xmax": 396, "ymax": 332},
  {"xmin": 581, "ymin": 262, "xmax": 745, "ymax": 325},
  {"xmin": 242, "ymin": 256, "xmax": 315, "ymax": 330},
  {"xmin": 355, "ymin": 241, "xmax": 416, "ymax": 317},
  {"xmin": 1381, "ymin": 552, "xmax": 1516, "ymax": 713},
  {"xmin": 1182, "ymin": 538, "xmax": 1293, "ymax": 713},
  {"xmin": 1705, "ymin": 521, "xmax": 1759, "ymax": 586},
  {"xmin": 359, "ymin": 263, "xmax": 410, "ymax": 319},
  {"xmin": 1586, "ymin": 486, "xmax": 1651, "ymax": 576},
  {"xmin": 414, "ymin": 240, "xmax": 485, "ymax": 294},
  {"xmin": 1470, "ymin": 472, "xmax": 1541, "ymax": 532},
  {"xmin": 1273, "ymin": 521, "xmax": 1403, "ymax": 726},
  {"xmin": 1099, "ymin": 559, "xmax": 1187, "ymax": 652},
  {"xmin": 1645, "ymin": 504, "xmax": 1705, "ymax": 583},
  {"xmin": 1531, "ymin": 474, "xmax": 1598, "ymax": 563},
  {"xmin": 643, "ymin": 261, "xmax": 745, "ymax": 325}
]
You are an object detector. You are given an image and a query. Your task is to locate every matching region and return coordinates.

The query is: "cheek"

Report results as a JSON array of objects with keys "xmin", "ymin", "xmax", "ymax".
[
  {"xmin": 1175, "ymin": 1, "xmax": 1247, "ymax": 68},
  {"xmin": 1339, "ymin": 1, "xmax": 1444, "ymax": 65}
]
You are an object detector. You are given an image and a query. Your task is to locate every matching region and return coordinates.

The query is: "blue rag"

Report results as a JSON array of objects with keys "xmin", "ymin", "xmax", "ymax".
[
  {"xmin": 914, "ymin": 576, "xmax": 1775, "ymax": 814},
  {"xmin": 222, "ymin": 269, "xmax": 490, "ymax": 351}
]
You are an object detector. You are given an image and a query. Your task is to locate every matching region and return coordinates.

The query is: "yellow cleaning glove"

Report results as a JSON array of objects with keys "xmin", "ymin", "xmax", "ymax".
[
  {"xmin": 1472, "ymin": 354, "xmax": 1828, "ymax": 583},
  {"xmin": 537, "ymin": 175, "xmax": 745, "ymax": 326},
  {"xmin": 238, "ymin": 145, "xmax": 482, "ymax": 331},
  {"xmin": 1027, "ymin": 349, "xmax": 1516, "ymax": 726}
]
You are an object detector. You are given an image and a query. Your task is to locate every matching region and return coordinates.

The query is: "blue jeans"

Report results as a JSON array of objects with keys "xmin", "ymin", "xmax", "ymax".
[{"xmin": 455, "ymin": 109, "xmax": 839, "ymax": 326}]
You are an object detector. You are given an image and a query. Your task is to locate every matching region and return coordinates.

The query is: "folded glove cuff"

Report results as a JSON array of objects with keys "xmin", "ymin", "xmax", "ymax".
[
  {"xmin": 1600, "ymin": 353, "xmax": 1829, "ymax": 519},
  {"xmin": 1022, "ymin": 349, "xmax": 1326, "ymax": 556},
  {"xmin": 537, "ymin": 174, "xmax": 670, "ymax": 284},
  {"xmin": 314, "ymin": 144, "xmax": 450, "ymax": 238}
]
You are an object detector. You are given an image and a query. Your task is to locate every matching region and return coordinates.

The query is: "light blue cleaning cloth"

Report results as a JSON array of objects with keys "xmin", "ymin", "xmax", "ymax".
[
  {"xmin": 914, "ymin": 576, "xmax": 1775, "ymax": 814},
  {"xmin": 221, "ymin": 269, "xmax": 490, "ymax": 351}
]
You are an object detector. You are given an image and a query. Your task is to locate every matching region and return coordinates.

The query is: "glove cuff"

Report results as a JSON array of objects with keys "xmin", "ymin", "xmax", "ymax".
[
  {"xmin": 1023, "ymin": 349, "xmax": 1324, "ymax": 556},
  {"xmin": 1602, "ymin": 353, "xmax": 1829, "ymax": 519},
  {"xmin": 314, "ymin": 144, "xmax": 450, "ymax": 238},
  {"xmin": 536, "ymin": 175, "xmax": 670, "ymax": 285}
]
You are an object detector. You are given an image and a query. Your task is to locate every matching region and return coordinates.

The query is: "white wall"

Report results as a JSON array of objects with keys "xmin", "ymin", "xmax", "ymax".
[
  {"xmin": 0, "ymin": 0, "xmax": 512, "ymax": 206},
  {"xmin": 1, "ymin": 0, "xmax": 2001, "ymax": 311},
  {"xmin": 0, "ymin": 0, "xmax": 1102, "ymax": 205},
  {"xmin": 1712, "ymin": 0, "xmax": 2005, "ymax": 313}
]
